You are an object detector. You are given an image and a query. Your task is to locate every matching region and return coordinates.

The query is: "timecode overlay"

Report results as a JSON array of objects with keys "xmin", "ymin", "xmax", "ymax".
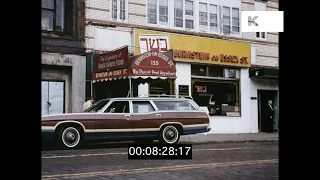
[{"xmin": 128, "ymin": 144, "xmax": 192, "ymax": 159}]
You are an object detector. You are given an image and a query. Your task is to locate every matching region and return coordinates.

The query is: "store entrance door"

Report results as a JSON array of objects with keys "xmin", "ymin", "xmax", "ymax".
[{"xmin": 258, "ymin": 90, "xmax": 278, "ymax": 132}]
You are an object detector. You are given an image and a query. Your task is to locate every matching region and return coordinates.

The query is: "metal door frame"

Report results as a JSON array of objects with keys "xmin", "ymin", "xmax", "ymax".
[{"xmin": 42, "ymin": 79, "xmax": 66, "ymax": 115}]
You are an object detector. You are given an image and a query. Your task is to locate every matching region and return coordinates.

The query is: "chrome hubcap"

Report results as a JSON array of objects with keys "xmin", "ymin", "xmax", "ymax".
[
  {"xmin": 62, "ymin": 127, "xmax": 80, "ymax": 147},
  {"xmin": 66, "ymin": 132, "xmax": 76, "ymax": 141},
  {"xmin": 163, "ymin": 126, "xmax": 178, "ymax": 143}
]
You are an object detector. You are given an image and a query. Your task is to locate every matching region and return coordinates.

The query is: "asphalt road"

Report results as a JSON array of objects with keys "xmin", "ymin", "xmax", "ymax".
[{"xmin": 42, "ymin": 142, "xmax": 278, "ymax": 180}]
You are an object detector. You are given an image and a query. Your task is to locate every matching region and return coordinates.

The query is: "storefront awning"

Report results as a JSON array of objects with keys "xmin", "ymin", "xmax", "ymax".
[
  {"xmin": 93, "ymin": 50, "xmax": 176, "ymax": 83},
  {"xmin": 249, "ymin": 67, "xmax": 278, "ymax": 80}
]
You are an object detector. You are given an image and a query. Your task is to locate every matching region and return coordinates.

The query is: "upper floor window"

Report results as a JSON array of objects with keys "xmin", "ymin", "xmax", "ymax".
[
  {"xmin": 147, "ymin": 0, "xmax": 168, "ymax": 26},
  {"xmin": 173, "ymin": 0, "xmax": 194, "ymax": 30},
  {"xmin": 256, "ymin": 32, "xmax": 266, "ymax": 39},
  {"xmin": 222, "ymin": 6, "xmax": 239, "ymax": 35},
  {"xmin": 185, "ymin": 0, "xmax": 194, "ymax": 29},
  {"xmin": 112, "ymin": 0, "xmax": 127, "ymax": 21},
  {"xmin": 199, "ymin": 2, "xmax": 208, "ymax": 32},
  {"xmin": 41, "ymin": 0, "xmax": 65, "ymax": 32},
  {"xmin": 254, "ymin": 0, "xmax": 267, "ymax": 40},
  {"xmin": 222, "ymin": 6, "xmax": 231, "ymax": 34},
  {"xmin": 232, "ymin": 8, "xmax": 240, "ymax": 34},
  {"xmin": 174, "ymin": 0, "xmax": 183, "ymax": 28},
  {"xmin": 159, "ymin": 0, "xmax": 168, "ymax": 24},
  {"xmin": 209, "ymin": 4, "xmax": 218, "ymax": 32}
]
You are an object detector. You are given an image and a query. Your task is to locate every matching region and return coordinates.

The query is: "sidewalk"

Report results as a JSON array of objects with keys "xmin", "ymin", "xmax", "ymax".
[{"xmin": 179, "ymin": 132, "xmax": 278, "ymax": 144}]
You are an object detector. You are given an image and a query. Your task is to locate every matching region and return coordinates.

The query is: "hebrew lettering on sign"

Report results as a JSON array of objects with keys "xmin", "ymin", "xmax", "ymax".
[{"xmin": 138, "ymin": 35, "xmax": 170, "ymax": 53}]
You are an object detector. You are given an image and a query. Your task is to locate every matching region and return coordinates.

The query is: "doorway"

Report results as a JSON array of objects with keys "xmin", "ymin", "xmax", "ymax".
[
  {"xmin": 258, "ymin": 90, "xmax": 278, "ymax": 132},
  {"xmin": 42, "ymin": 80, "xmax": 65, "ymax": 116}
]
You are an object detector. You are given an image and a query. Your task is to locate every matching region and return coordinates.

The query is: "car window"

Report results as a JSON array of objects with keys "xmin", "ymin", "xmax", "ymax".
[
  {"xmin": 153, "ymin": 101, "xmax": 196, "ymax": 111},
  {"xmin": 104, "ymin": 101, "xmax": 130, "ymax": 113},
  {"xmin": 132, "ymin": 101, "xmax": 155, "ymax": 113},
  {"xmin": 85, "ymin": 100, "xmax": 109, "ymax": 112}
]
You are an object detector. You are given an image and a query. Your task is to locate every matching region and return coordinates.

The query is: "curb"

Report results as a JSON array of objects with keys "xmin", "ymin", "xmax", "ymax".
[{"xmin": 179, "ymin": 140, "xmax": 279, "ymax": 145}]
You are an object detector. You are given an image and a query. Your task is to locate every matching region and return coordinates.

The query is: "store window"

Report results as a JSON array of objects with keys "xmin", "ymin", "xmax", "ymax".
[
  {"xmin": 192, "ymin": 79, "xmax": 240, "ymax": 116},
  {"xmin": 208, "ymin": 66, "xmax": 224, "ymax": 77},
  {"xmin": 191, "ymin": 64, "xmax": 240, "ymax": 116},
  {"xmin": 191, "ymin": 64, "xmax": 207, "ymax": 76}
]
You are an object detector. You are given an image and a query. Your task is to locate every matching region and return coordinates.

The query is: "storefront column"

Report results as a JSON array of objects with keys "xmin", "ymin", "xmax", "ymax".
[{"xmin": 240, "ymin": 68, "xmax": 252, "ymax": 132}]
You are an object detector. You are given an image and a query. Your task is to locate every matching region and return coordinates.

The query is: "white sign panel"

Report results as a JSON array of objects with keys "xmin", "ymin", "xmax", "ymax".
[
  {"xmin": 241, "ymin": 11, "xmax": 284, "ymax": 32},
  {"xmin": 138, "ymin": 35, "xmax": 170, "ymax": 53}
]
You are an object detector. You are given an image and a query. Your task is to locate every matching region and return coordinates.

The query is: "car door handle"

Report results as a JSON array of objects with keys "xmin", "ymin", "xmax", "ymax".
[
  {"xmin": 156, "ymin": 114, "xmax": 161, "ymax": 117},
  {"xmin": 125, "ymin": 115, "xmax": 130, "ymax": 118}
]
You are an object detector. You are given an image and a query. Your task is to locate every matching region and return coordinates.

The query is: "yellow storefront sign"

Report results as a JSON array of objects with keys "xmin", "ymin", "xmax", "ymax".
[{"xmin": 134, "ymin": 29, "xmax": 251, "ymax": 67}]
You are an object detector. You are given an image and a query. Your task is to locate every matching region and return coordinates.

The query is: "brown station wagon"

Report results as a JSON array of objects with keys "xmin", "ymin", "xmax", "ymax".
[{"xmin": 41, "ymin": 96, "xmax": 211, "ymax": 149}]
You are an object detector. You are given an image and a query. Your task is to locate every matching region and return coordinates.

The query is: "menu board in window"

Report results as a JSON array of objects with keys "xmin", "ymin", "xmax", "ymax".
[
  {"xmin": 179, "ymin": 85, "xmax": 189, "ymax": 96},
  {"xmin": 149, "ymin": 86, "xmax": 169, "ymax": 95},
  {"xmin": 149, "ymin": 80, "xmax": 171, "ymax": 95}
]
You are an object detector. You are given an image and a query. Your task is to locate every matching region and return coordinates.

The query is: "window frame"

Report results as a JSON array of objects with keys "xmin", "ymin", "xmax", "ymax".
[
  {"xmin": 152, "ymin": 100, "xmax": 197, "ymax": 111},
  {"xmin": 185, "ymin": 0, "xmax": 194, "ymax": 30},
  {"xmin": 191, "ymin": 79, "xmax": 241, "ymax": 117},
  {"xmin": 131, "ymin": 100, "xmax": 157, "ymax": 114},
  {"xmin": 110, "ymin": 0, "xmax": 129, "ymax": 22},
  {"xmin": 41, "ymin": 0, "xmax": 66, "ymax": 33},
  {"xmin": 103, "ymin": 100, "xmax": 131, "ymax": 114},
  {"xmin": 197, "ymin": 0, "xmax": 241, "ymax": 37},
  {"xmin": 174, "ymin": 0, "xmax": 184, "ymax": 28},
  {"xmin": 256, "ymin": 32, "xmax": 268, "ymax": 40},
  {"xmin": 209, "ymin": 4, "xmax": 218, "ymax": 33},
  {"xmin": 199, "ymin": 2, "xmax": 208, "ymax": 32},
  {"xmin": 147, "ymin": 0, "xmax": 169, "ymax": 27}
]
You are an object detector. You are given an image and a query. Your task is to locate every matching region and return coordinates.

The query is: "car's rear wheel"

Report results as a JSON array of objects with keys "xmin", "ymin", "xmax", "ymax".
[
  {"xmin": 57, "ymin": 126, "xmax": 81, "ymax": 149},
  {"xmin": 159, "ymin": 125, "xmax": 180, "ymax": 144}
]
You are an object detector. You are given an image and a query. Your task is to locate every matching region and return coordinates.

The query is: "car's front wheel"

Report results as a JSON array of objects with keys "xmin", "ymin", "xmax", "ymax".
[
  {"xmin": 159, "ymin": 125, "xmax": 180, "ymax": 144},
  {"xmin": 57, "ymin": 126, "xmax": 81, "ymax": 149}
]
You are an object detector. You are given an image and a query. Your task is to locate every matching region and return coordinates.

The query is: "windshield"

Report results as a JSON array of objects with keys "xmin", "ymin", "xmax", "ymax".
[{"xmin": 84, "ymin": 100, "xmax": 110, "ymax": 112}]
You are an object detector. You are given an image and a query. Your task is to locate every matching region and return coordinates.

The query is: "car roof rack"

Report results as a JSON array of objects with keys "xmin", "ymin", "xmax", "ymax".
[{"xmin": 138, "ymin": 94, "xmax": 187, "ymax": 98}]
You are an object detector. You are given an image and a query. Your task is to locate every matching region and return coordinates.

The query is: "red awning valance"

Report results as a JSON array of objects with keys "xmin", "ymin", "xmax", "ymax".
[{"xmin": 93, "ymin": 51, "xmax": 176, "ymax": 82}]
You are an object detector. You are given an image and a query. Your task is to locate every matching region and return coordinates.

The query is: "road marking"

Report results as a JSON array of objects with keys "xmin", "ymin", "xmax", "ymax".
[
  {"xmin": 42, "ymin": 159, "xmax": 278, "ymax": 179},
  {"xmin": 42, "ymin": 152, "xmax": 128, "ymax": 159},
  {"xmin": 42, "ymin": 147, "xmax": 246, "ymax": 159}
]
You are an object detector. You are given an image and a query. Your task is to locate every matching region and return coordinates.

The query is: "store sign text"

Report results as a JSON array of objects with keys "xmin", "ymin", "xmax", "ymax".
[
  {"xmin": 134, "ymin": 51, "xmax": 174, "ymax": 67},
  {"xmin": 132, "ymin": 69, "xmax": 175, "ymax": 76},
  {"xmin": 138, "ymin": 35, "xmax": 170, "ymax": 53},
  {"xmin": 173, "ymin": 50, "xmax": 249, "ymax": 64}
]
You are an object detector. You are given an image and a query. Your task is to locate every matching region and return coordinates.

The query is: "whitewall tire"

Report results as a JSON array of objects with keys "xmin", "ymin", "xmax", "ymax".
[
  {"xmin": 58, "ymin": 127, "xmax": 81, "ymax": 149},
  {"xmin": 159, "ymin": 125, "xmax": 180, "ymax": 144}
]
